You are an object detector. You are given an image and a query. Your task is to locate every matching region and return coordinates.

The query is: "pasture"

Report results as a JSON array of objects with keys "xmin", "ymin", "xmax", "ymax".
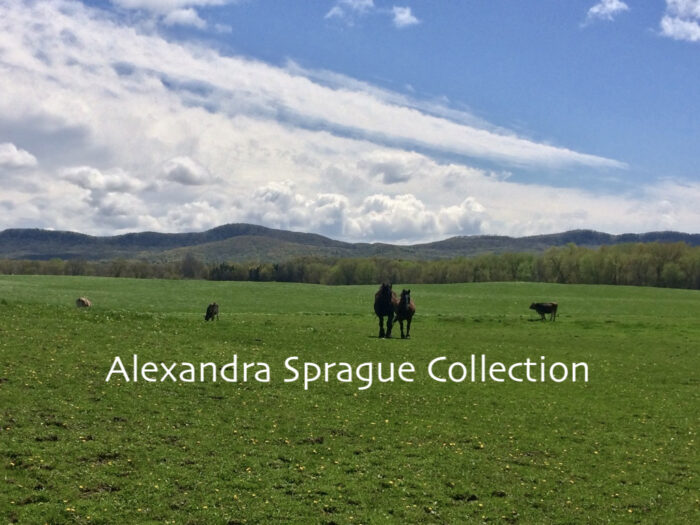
[{"xmin": 0, "ymin": 275, "xmax": 698, "ymax": 523}]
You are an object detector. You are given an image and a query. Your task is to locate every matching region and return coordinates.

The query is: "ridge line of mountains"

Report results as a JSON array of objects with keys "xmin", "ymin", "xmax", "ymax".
[{"xmin": 0, "ymin": 224, "xmax": 698, "ymax": 263}]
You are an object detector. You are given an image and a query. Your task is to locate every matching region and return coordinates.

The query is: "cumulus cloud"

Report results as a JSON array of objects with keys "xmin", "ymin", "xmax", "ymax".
[
  {"xmin": 348, "ymin": 194, "xmax": 437, "ymax": 242},
  {"xmin": 162, "ymin": 8, "xmax": 207, "ymax": 28},
  {"xmin": 326, "ymin": 1, "xmax": 420, "ymax": 29},
  {"xmin": 234, "ymin": 182, "xmax": 349, "ymax": 238},
  {"xmin": 0, "ymin": 0, "xmax": 624, "ymax": 173},
  {"xmin": 438, "ymin": 197, "xmax": 486, "ymax": 236},
  {"xmin": 162, "ymin": 157, "xmax": 211, "ymax": 185},
  {"xmin": 0, "ymin": 142, "xmax": 37, "ymax": 169},
  {"xmin": 391, "ymin": 6, "xmax": 420, "ymax": 28},
  {"xmin": 660, "ymin": 15, "xmax": 700, "ymax": 40},
  {"xmin": 0, "ymin": 1, "xmax": 695, "ymax": 240},
  {"xmin": 92, "ymin": 192, "xmax": 150, "ymax": 228},
  {"xmin": 110, "ymin": 0, "xmax": 231, "ymax": 30},
  {"xmin": 660, "ymin": 0, "xmax": 700, "ymax": 41},
  {"xmin": 165, "ymin": 200, "xmax": 221, "ymax": 231},
  {"xmin": 60, "ymin": 166, "xmax": 158, "ymax": 230},
  {"xmin": 313, "ymin": 193, "xmax": 350, "ymax": 236},
  {"xmin": 666, "ymin": 0, "xmax": 700, "ymax": 18},
  {"xmin": 357, "ymin": 150, "xmax": 429, "ymax": 184},
  {"xmin": 326, "ymin": 0, "xmax": 375, "ymax": 20},
  {"xmin": 584, "ymin": 0, "xmax": 629, "ymax": 24},
  {"xmin": 214, "ymin": 23, "xmax": 232, "ymax": 34},
  {"xmin": 110, "ymin": 0, "xmax": 227, "ymax": 15},
  {"xmin": 63, "ymin": 166, "xmax": 145, "ymax": 194}
]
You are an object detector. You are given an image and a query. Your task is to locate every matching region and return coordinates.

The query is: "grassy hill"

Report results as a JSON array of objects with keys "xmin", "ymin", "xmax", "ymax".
[
  {"xmin": 0, "ymin": 276, "xmax": 698, "ymax": 522},
  {"xmin": 1, "ymin": 223, "xmax": 698, "ymax": 262}
]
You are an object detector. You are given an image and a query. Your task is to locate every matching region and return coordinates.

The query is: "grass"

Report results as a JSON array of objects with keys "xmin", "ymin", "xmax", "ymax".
[{"xmin": 0, "ymin": 275, "xmax": 698, "ymax": 523}]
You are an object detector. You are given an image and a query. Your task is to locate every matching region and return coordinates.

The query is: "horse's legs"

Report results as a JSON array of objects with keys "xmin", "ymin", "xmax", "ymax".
[
  {"xmin": 398, "ymin": 318, "xmax": 405, "ymax": 339},
  {"xmin": 378, "ymin": 315, "xmax": 385, "ymax": 338},
  {"xmin": 406, "ymin": 317, "xmax": 411, "ymax": 338},
  {"xmin": 385, "ymin": 312, "xmax": 394, "ymax": 338}
]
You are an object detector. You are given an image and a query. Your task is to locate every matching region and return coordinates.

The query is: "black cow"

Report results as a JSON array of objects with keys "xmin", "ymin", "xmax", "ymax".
[
  {"xmin": 204, "ymin": 302, "xmax": 219, "ymax": 321},
  {"xmin": 530, "ymin": 302, "xmax": 558, "ymax": 321}
]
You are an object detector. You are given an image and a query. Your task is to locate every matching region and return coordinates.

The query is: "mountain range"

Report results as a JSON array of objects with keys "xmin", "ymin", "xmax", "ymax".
[{"xmin": 0, "ymin": 224, "xmax": 697, "ymax": 263}]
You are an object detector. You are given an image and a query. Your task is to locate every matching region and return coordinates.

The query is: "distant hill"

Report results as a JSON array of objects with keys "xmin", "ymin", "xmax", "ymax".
[{"xmin": 0, "ymin": 224, "xmax": 697, "ymax": 262}]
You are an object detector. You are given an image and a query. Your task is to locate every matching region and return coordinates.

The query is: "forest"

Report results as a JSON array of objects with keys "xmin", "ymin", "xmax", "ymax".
[{"xmin": 0, "ymin": 242, "xmax": 698, "ymax": 289}]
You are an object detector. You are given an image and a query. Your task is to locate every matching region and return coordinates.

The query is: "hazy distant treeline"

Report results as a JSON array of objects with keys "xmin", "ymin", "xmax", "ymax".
[{"xmin": 1, "ymin": 242, "xmax": 698, "ymax": 289}]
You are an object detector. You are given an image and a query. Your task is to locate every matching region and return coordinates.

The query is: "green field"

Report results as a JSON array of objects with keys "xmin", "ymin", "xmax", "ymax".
[{"xmin": 1, "ymin": 276, "xmax": 698, "ymax": 523}]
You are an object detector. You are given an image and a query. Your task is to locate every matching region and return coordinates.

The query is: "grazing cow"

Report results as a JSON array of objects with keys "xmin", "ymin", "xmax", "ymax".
[
  {"xmin": 204, "ymin": 302, "xmax": 219, "ymax": 321},
  {"xmin": 530, "ymin": 302, "xmax": 558, "ymax": 321},
  {"xmin": 395, "ymin": 289, "xmax": 416, "ymax": 339},
  {"xmin": 374, "ymin": 283, "xmax": 397, "ymax": 338},
  {"xmin": 76, "ymin": 297, "xmax": 92, "ymax": 308}
]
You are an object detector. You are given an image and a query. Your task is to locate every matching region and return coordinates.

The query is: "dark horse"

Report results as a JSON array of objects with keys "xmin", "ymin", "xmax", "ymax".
[
  {"xmin": 204, "ymin": 302, "xmax": 219, "ymax": 321},
  {"xmin": 395, "ymin": 289, "xmax": 415, "ymax": 339},
  {"xmin": 374, "ymin": 283, "xmax": 397, "ymax": 338}
]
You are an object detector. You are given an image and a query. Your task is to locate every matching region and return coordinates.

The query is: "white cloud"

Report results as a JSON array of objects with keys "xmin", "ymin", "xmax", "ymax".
[
  {"xmin": 344, "ymin": 0, "xmax": 375, "ymax": 10},
  {"xmin": 666, "ymin": 0, "xmax": 700, "ymax": 18},
  {"xmin": 110, "ymin": 0, "xmax": 232, "ymax": 30},
  {"xmin": 162, "ymin": 156, "xmax": 211, "ymax": 185},
  {"xmin": 111, "ymin": 0, "xmax": 226, "ymax": 15},
  {"xmin": 0, "ymin": 1, "xmax": 695, "ymax": 240},
  {"xmin": 92, "ymin": 192, "xmax": 149, "ymax": 226},
  {"xmin": 391, "ymin": 6, "xmax": 419, "ymax": 28},
  {"xmin": 0, "ymin": 143, "xmax": 37, "ymax": 169},
  {"xmin": 326, "ymin": 0, "xmax": 374, "ymax": 17},
  {"xmin": 60, "ymin": 166, "xmax": 158, "ymax": 230},
  {"xmin": 347, "ymin": 194, "xmax": 437, "ymax": 242},
  {"xmin": 214, "ymin": 23, "xmax": 232, "ymax": 34},
  {"xmin": 325, "ymin": 6, "xmax": 343, "ymax": 20},
  {"xmin": 236, "ymin": 182, "xmax": 349, "ymax": 238},
  {"xmin": 165, "ymin": 200, "xmax": 221, "ymax": 231},
  {"xmin": 438, "ymin": 198, "xmax": 486, "ymax": 236},
  {"xmin": 660, "ymin": 0, "xmax": 700, "ymax": 41},
  {"xmin": 163, "ymin": 8, "xmax": 207, "ymax": 29},
  {"xmin": 313, "ymin": 193, "xmax": 350, "ymax": 236},
  {"xmin": 660, "ymin": 15, "xmax": 700, "ymax": 40},
  {"xmin": 0, "ymin": 0, "xmax": 623, "ymax": 171},
  {"xmin": 585, "ymin": 0, "xmax": 629, "ymax": 24},
  {"xmin": 357, "ymin": 150, "xmax": 428, "ymax": 184},
  {"xmin": 63, "ymin": 166, "xmax": 145, "ymax": 194},
  {"xmin": 326, "ymin": 1, "xmax": 419, "ymax": 29},
  {"xmin": 325, "ymin": 0, "xmax": 374, "ymax": 22}
]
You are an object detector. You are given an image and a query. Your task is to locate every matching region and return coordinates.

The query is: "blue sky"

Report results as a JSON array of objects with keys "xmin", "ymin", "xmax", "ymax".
[{"xmin": 0, "ymin": 0, "xmax": 698, "ymax": 241}]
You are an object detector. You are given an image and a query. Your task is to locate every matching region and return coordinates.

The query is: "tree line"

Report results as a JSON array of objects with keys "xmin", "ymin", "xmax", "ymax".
[{"xmin": 0, "ymin": 242, "xmax": 698, "ymax": 289}]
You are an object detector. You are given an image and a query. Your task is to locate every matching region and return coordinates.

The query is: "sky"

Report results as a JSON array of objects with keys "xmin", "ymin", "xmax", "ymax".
[{"xmin": 0, "ymin": 0, "xmax": 698, "ymax": 242}]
